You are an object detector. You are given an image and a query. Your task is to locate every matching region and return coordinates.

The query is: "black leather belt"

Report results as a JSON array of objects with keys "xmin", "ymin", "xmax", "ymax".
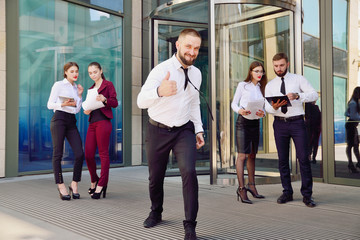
[
  {"xmin": 149, "ymin": 118, "xmax": 174, "ymax": 131},
  {"xmin": 274, "ymin": 115, "xmax": 304, "ymax": 122}
]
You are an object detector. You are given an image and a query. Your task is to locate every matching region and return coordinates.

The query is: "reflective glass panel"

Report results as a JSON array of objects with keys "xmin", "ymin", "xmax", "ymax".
[
  {"xmin": 77, "ymin": 0, "xmax": 123, "ymax": 13},
  {"xmin": 19, "ymin": 0, "xmax": 123, "ymax": 172},
  {"xmin": 215, "ymin": 3, "xmax": 293, "ymax": 180},
  {"xmin": 149, "ymin": 22, "xmax": 209, "ymax": 172},
  {"xmin": 333, "ymin": 47, "xmax": 348, "ymax": 77},
  {"xmin": 333, "ymin": 0, "xmax": 360, "ymax": 180},
  {"xmin": 303, "ymin": 0, "xmax": 319, "ymax": 37},
  {"xmin": 303, "ymin": 34, "xmax": 320, "ymax": 68},
  {"xmin": 150, "ymin": 0, "xmax": 208, "ymax": 24},
  {"xmin": 302, "ymin": 0, "xmax": 322, "ymax": 178},
  {"xmin": 332, "ymin": 0, "xmax": 348, "ymax": 50}
]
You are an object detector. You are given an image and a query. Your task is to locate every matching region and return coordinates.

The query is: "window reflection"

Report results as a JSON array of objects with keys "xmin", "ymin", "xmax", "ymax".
[
  {"xmin": 215, "ymin": 3, "xmax": 292, "ymax": 179},
  {"xmin": 77, "ymin": 0, "xmax": 123, "ymax": 13},
  {"xmin": 19, "ymin": 0, "xmax": 123, "ymax": 172},
  {"xmin": 332, "ymin": 0, "xmax": 360, "ymax": 180},
  {"xmin": 303, "ymin": 0, "xmax": 322, "ymax": 178}
]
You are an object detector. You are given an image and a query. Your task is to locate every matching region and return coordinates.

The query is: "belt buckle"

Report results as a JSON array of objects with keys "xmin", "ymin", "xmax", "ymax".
[{"xmin": 284, "ymin": 117, "xmax": 288, "ymax": 122}]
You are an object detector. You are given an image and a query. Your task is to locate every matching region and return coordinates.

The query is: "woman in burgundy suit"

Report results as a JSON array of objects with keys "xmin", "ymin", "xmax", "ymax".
[{"xmin": 84, "ymin": 62, "xmax": 118, "ymax": 199}]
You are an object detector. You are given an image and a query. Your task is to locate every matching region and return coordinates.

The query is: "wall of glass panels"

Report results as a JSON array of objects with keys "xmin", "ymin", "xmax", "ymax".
[
  {"xmin": 18, "ymin": 0, "xmax": 123, "ymax": 172},
  {"xmin": 302, "ymin": 0, "xmax": 322, "ymax": 177},
  {"xmin": 332, "ymin": 0, "xmax": 359, "ymax": 179}
]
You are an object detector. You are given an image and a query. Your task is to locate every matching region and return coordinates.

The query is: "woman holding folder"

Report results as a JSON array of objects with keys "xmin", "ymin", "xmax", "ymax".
[
  {"xmin": 47, "ymin": 62, "xmax": 84, "ymax": 200},
  {"xmin": 231, "ymin": 61, "xmax": 267, "ymax": 204},
  {"xmin": 84, "ymin": 62, "xmax": 118, "ymax": 199}
]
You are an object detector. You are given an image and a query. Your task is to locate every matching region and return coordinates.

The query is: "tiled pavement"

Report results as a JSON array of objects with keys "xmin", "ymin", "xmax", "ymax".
[{"xmin": 0, "ymin": 166, "xmax": 359, "ymax": 240}]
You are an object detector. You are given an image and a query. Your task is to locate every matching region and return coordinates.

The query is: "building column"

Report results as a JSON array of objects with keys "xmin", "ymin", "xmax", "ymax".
[
  {"xmin": 132, "ymin": 0, "xmax": 142, "ymax": 165},
  {"xmin": 0, "ymin": 0, "xmax": 5, "ymax": 177}
]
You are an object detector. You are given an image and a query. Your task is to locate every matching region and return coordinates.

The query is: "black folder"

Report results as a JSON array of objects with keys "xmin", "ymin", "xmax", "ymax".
[{"xmin": 265, "ymin": 96, "xmax": 292, "ymax": 106}]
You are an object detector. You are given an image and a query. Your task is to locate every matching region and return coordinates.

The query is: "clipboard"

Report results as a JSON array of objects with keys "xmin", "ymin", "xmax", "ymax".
[{"xmin": 265, "ymin": 96, "xmax": 292, "ymax": 107}]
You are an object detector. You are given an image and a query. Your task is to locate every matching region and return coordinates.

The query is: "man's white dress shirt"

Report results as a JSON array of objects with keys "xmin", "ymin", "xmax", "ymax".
[
  {"xmin": 265, "ymin": 72, "xmax": 318, "ymax": 117},
  {"xmin": 137, "ymin": 54, "xmax": 203, "ymax": 133}
]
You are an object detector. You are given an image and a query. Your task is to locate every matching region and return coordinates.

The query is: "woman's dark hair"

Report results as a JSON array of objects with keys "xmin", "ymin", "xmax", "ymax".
[
  {"xmin": 63, "ymin": 62, "xmax": 79, "ymax": 78},
  {"xmin": 88, "ymin": 62, "xmax": 105, "ymax": 79},
  {"xmin": 349, "ymin": 86, "xmax": 360, "ymax": 112},
  {"xmin": 244, "ymin": 61, "xmax": 267, "ymax": 96}
]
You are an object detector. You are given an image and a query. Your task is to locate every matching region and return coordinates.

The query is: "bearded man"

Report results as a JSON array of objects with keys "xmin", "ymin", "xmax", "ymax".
[
  {"xmin": 265, "ymin": 52, "xmax": 318, "ymax": 208},
  {"xmin": 137, "ymin": 28, "xmax": 204, "ymax": 240}
]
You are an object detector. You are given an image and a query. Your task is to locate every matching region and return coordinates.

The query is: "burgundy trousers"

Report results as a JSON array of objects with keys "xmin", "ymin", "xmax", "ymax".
[{"xmin": 85, "ymin": 119, "xmax": 112, "ymax": 187}]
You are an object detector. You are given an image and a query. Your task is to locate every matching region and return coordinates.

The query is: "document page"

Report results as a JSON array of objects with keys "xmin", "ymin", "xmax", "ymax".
[
  {"xmin": 244, "ymin": 99, "xmax": 265, "ymax": 120},
  {"xmin": 82, "ymin": 88, "xmax": 105, "ymax": 111}
]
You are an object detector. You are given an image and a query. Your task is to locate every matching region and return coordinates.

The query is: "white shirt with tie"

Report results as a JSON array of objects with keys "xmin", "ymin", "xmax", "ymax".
[
  {"xmin": 265, "ymin": 72, "xmax": 318, "ymax": 117},
  {"xmin": 137, "ymin": 54, "xmax": 204, "ymax": 134}
]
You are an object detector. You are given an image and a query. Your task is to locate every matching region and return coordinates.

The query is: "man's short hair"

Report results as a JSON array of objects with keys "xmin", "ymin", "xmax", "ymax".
[
  {"xmin": 272, "ymin": 52, "xmax": 289, "ymax": 63},
  {"xmin": 178, "ymin": 28, "xmax": 201, "ymax": 41}
]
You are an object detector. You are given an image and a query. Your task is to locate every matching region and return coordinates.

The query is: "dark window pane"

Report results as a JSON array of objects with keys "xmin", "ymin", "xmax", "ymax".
[
  {"xmin": 303, "ymin": 34, "xmax": 320, "ymax": 68},
  {"xmin": 333, "ymin": 47, "xmax": 348, "ymax": 77}
]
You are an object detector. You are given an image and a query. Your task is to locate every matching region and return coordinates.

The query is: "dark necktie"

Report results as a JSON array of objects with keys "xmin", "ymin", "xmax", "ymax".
[
  {"xmin": 280, "ymin": 77, "xmax": 287, "ymax": 114},
  {"xmin": 180, "ymin": 66, "xmax": 214, "ymax": 121},
  {"xmin": 181, "ymin": 67, "xmax": 189, "ymax": 90}
]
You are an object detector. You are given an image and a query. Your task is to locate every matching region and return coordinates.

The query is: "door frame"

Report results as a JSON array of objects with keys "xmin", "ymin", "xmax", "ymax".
[
  {"xmin": 151, "ymin": 19, "xmax": 209, "ymax": 172},
  {"xmin": 152, "ymin": 20, "xmax": 208, "ymax": 66},
  {"xmin": 222, "ymin": 10, "xmax": 295, "ymax": 162},
  {"xmin": 210, "ymin": 1, "xmax": 300, "ymax": 184}
]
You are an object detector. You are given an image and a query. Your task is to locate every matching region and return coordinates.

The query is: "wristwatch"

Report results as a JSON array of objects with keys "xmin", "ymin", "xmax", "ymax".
[
  {"xmin": 295, "ymin": 93, "xmax": 300, "ymax": 100},
  {"xmin": 102, "ymin": 97, "xmax": 107, "ymax": 104}
]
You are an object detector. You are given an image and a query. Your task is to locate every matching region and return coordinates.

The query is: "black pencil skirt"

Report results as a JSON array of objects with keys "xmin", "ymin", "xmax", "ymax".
[{"xmin": 235, "ymin": 115, "xmax": 260, "ymax": 154}]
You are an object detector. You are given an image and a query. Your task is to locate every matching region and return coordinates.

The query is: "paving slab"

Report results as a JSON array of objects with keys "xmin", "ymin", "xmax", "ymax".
[{"xmin": 0, "ymin": 166, "xmax": 359, "ymax": 240}]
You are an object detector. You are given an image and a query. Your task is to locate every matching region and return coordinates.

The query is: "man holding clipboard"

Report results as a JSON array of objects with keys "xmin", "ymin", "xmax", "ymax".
[{"xmin": 265, "ymin": 53, "xmax": 318, "ymax": 208}]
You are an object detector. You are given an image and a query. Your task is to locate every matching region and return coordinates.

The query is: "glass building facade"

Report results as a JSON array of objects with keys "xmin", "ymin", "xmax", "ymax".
[
  {"xmin": 2, "ymin": 0, "xmax": 360, "ymax": 187},
  {"xmin": 4, "ymin": 0, "xmax": 124, "ymax": 176}
]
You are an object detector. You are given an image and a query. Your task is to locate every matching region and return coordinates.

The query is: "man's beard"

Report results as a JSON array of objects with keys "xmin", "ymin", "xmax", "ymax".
[
  {"xmin": 274, "ymin": 68, "xmax": 288, "ymax": 77},
  {"xmin": 178, "ymin": 52, "xmax": 197, "ymax": 66}
]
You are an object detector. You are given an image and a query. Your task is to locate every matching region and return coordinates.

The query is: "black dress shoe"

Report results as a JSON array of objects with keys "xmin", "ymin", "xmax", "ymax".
[
  {"xmin": 303, "ymin": 197, "xmax": 316, "ymax": 208},
  {"xmin": 184, "ymin": 232, "xmax": 197, "ymax": 240},
  {"xmin": 277, "ymin": 193, "xmax": 293, "ymax": 204},
  {"xmin": 143, "ymin": 212, "xmax": 162, "ymax": 228},
  {"xmin": 184, "ymin": 221, "xmax": 197, "ymax": 240}
]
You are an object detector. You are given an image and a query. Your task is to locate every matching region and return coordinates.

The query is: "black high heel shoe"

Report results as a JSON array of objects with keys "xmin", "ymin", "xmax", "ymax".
[
  {"xmin": 356, "ymin": 163, "xmax": 360, "ymax": 169},
  {"xmin": 91, "ymin": 186, "xmax": 107, "ymax": 199},
  {"xmin": 348, "ymin": 164, "xmax": 359, "ymax": 173},
  {"xmin": 57, "ymin": 187, "xmax": 71, "ymax": 201},
  {"xmin": 236, "ymin": 187, "xmax": 252, "ymax": 204},
  {"xmin": 69, "ymin": 186, "xmax": 80, "ymax": 199},
  {"xmin": 88, "ymin": 180, "xmax": 98, "ymax": 195},
  {"xmin": 246, "ymin": 183, "xmax": 265, "ymax": 199}
]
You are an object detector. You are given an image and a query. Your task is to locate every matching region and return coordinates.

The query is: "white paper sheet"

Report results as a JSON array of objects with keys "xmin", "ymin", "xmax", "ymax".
[
  {"xmin": 82, "ymin": 88, "xmax": 105, "ymax": 111},
  {"xmin": 244, "ymin": 99, "xmax": 265, "ymax": 120}
]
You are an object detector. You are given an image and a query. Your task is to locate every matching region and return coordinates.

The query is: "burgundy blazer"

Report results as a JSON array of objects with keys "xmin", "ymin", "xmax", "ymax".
[{"xmin": 89, "ymin": 79, "xmax": 118, "ymax": 121}]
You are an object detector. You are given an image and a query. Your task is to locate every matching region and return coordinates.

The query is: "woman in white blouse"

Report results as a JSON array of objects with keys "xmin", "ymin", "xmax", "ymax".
[
  {"xmin": 231, "ymin": 61, "xmax": 267, "ymax": 204},
  {"xmin": 47, "ymin": 62, "xmax": 84, "ymax": 200}
]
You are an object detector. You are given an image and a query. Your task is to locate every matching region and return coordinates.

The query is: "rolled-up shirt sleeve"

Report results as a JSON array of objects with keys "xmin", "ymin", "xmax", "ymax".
[
  {"xmin": 298, "ymin": 75, "xmax": 318, "ymax": 103},
  {"xmin": 137, "ymin": 68, "xmax": 163, "ymax": 109},
  {"xmin": 47, "ymin": 82, "xmax": 62, "ymax": 111},
  {"xmin": 231, "ymin": 83, "xmax": 243, "ymax": 114}
]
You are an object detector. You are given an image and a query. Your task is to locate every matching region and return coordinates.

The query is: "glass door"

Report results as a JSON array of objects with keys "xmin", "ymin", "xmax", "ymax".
[
  {"xmin": 214, "ymin": 3, "xmax": 295, "ymax": 180},
  {"xmin": 153, "ymin": 20, "xmax": 210, "ymax": 173}
]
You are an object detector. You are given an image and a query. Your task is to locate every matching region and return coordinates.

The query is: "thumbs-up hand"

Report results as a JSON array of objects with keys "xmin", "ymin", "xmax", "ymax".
[{"xmin": 157, "ymin": 72, "xmax": 177, "ymax": 97}]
